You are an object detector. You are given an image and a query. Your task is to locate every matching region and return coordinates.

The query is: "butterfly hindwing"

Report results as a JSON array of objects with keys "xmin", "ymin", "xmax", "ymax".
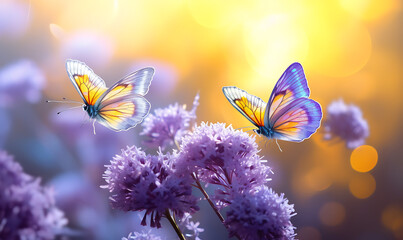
[
  {"xmin": 271, "ymin": 97, "xmax": 322, "ymax": 142},
  {"xmin": 96, "ymin": 96, "xmax": 151, "ymax": 131},
  {"xmin": 265, "ymin": 62, "xmax": 310, "ymax": 126},
  {"xmin": 66, "ymin": 60, "xmax": 107, "ymax": 105},
  {"xmin": 222, "ymin": 86, "xmax": 266, "ymax": 127}
]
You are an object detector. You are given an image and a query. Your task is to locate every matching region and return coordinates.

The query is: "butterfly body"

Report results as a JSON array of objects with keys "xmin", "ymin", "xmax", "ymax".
[
  {"xmin": 65, "ymin": 59, "xmax": 154, "ymax": 132},
  {"xmin": 223, "ymin": 62, "xmax": 322, "ymax": 142},
  {"xmin": 254, "ymin": 125, "xmax": 274, "ymax": 138},
  {"xmin": 83, "ymin": 104, "xmax": 98, "ymax": 118}
]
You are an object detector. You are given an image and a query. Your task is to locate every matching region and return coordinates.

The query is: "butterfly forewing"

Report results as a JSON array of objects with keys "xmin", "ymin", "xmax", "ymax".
[
  {"xmin": 265, "ymin": 62, "xmax": 310, "ymax": 127},
  {"xmin": 96, "ymin": 67, "xmax": 154, "ymax": 109},
  {"xmin": 222, "ymin": 86, "xmax": 266, "ymax": 127},
  {"xmin": 66, "ymin": 60, "xmax": 107, "ymax": 105}
]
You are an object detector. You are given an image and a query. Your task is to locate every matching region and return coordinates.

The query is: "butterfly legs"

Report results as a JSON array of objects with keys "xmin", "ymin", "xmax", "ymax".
[
  {"xmin": 93, "ymin": 120, "xmax": 97, "ymax": 135},
  {"xmin": 275, "ymin": 139, "xmax": 283, "ymax": 152}
]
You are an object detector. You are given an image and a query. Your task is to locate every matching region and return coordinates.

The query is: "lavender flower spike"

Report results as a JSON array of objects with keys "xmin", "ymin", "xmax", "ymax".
[
  {"xmin": 0, "ymin": 151, "xmax": 67, "ymax": 240},
  {"xmin": 324, "ymin": 99, "xmax": 369, "ymax": 149},
  {"xmin": 225, "ymin": 186, "xmax": 296, "ymax": 240},
  {"xmin": 102, "ymin": 146, "xmax": 199, "ymax": 228},
  {"xmin": 140, "ymin": 93, "xmax": 199, "ymax": 150}
]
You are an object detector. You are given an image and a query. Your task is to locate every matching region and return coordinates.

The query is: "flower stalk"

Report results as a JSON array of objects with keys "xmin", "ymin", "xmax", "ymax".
[
  {"xmin": 164, "ymin": 209, "xmax": 186, "ymax": 240},
  {"xmin": 192, "ymin": 173, "xmax": 225, "ymax": 223}
]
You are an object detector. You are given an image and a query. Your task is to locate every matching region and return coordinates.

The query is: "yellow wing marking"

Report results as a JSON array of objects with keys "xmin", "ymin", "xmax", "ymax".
[
  {"xmin": 98, "ymin": 102, "xmax": 135, "ymax": 129},
  {"xmin": 269, "ymin": 90, "xmax": 294, "ymax": 121},
  {"xmin": 234, "ymin": 96, "xmax": 265, "ymax": 126},
  {"xmin": 273, "ymin": 109, "xmax": 308, "ymax": 130},
  {"xmin": 74, "ymin": 74, "xmax": 106, "ymax": 105},
  {"xmin": 101, "ymin": 84, "xmax": 134, "ymax": 104}
]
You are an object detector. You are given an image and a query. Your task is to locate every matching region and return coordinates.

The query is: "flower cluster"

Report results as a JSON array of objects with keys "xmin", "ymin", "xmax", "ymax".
[
  {"xmin": 0, "ymin": 150, "xmax": 67, "ymax": 240},
  {"xmin": 225, "ymin": 186, "xmax": 296, "ymax": 240},
  {"xmin": 0, "ymin": 60, "xmax": 45, "ymax": 106},
  {"xmin": 176, "ymin": 122, "xmax": 272, "ymax": 193},
  {"xmin": 324, "ymin": 99, "xmax": 369, "ymax": 149},
  {"xmin": 141, "ymin": 94, "xmax": 199, "ymax": 150},
  {"xmin": 104, "ymin": 95, "xmax": 296, "ymax": 240},
  {"xmin": 102, "ymin": 146, "xmax": 199, "ymax": 228}
]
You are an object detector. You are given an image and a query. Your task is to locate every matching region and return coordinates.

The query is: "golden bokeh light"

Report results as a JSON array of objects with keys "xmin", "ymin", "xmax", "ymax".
[
  {"xmin": 298, "ymin": 226, "xmax": 322, "ymax": 240},
  {"xmin": 49, "ymin": 23, "xmax": 65, "ymax": 40},
  {"xmin": 243, "ymin": 14, "xmax": 309, "ymax": 80},
  {"xmin": 187, "ymin": 0, "xmax": 251, "ymax": 28},
  {"xmin": 319, "ymin": 202, "xmax": 346, "ymax": 226},
  {"xmin": 350, "ymin": 145, "xmax": 378, "ymax": 172},
  {"xmin": 300, "ymin": 3, "xmax": 372, "ymax": 77},
  {"xmin": 349, "ymin": 173, "xmax": 376, "ymax": 199},
  {"xmin": 304, "ymin": 167, "xmax": 333, "ymax": 192},
  {"xmin": 382, "ymin": 205, "xmax": 403, "ymax": 231},
  {"xmin": 340, "ymin": 0, "xmax": 401, "ymax": 22}
]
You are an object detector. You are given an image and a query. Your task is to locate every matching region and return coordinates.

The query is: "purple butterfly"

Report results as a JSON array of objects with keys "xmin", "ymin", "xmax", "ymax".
[{"xmin": 223, "ymin": 62, "xmax": 322, "ymax": 145}]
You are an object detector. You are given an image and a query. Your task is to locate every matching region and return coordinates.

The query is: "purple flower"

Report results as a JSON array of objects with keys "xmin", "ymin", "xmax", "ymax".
[
  {"xmin": 102, "ymin": 146, "xmax": 199, "ymax": 228},
  {"xmin": 225, "ymin": 186, "xmax": 296, "ymax": 240},
  {"xmin": 323, "ymin": 99, "xmax": 369, "ymax": 149},
  {"xmin": 50, "ymin": 172, "xmax": 108, "ymax": 238},
  {"xmin": 179, "ymin": 213, "xmax": 204, "ymax": 240},
  {"xmin": 175, "ymin": 122, "xmax": 271, "ymax": 193},
  {"xmin": 0, "ymin": 1, "xmax": 30, "ymax": 38},
  {"xmin": 122, "ymin": 230, "xmax": 162, "ymax": 240},
  {"xmin": 0, "ymin": 60, "xmax": 45, "ymax": 106},
  {"xmin": 140, "ymin": 94, "xmax": 199, "ymax": 150},
  {"xmin": 0, "ymin": 151, "xmax": 67, "ymax": 240}
]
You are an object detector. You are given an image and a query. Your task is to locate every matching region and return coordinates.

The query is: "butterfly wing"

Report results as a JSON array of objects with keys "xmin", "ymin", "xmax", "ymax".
[
  {"xmin": 95, "ymin": 67, "xmax": 154, "ymax": 109},
  {"xmin": 96, "ymin": 96, "xmax": 151, "ymax": 131},
  {"xmin": 264, "ymin": 62, "xmax": 310, "ymax": 127},
  {"xmin": 94, "ymin": 67, "xmax": 154, "ymax": 131},
  {"xmin": 66, "ymin": 59, "xmax": 107, "ymax": 105},
  {"xmin": 222, "ymin": 86, "xmax": 266, "ymax": 127},
  {"xmin": 270, "ymin": 97, "xmax": 322, "ymax": 141}
]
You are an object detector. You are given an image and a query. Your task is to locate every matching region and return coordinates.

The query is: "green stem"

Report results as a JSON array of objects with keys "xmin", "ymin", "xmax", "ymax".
[
  {"xmin": 192, "ymin": 173, "xmax": 242, "ymax": 240},
  {"xmin": 164, "ymin": 209, "xmax": 186, "ymax": 240},
  {"xmin": 192, "ymin": 173, "xmax": 225, "ymax": 223}
]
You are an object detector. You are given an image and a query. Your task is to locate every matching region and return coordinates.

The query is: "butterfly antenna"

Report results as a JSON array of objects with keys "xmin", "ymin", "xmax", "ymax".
[
  {"xmin": 46, "ymin": 99, "xmax": 82, "ymax": 105},
  {"xmin": 245, "ymin": 128, "xmax": 256, "ymax": 133},
  {"xmin": 62, "ymin": 97, "xmax": 83, "ymax": 104},
  {"xmin": 56, "ymin": 106, "xmax": 82, "ymax": 115},
  {"xmin": 93, "ymin": 120, "xmax": 96, "ymax": 135},
  {"xmin": 275, "ymin": 139, "xmax": 283, "ymax": 152},
  {"xmin": 235, "ymin": 126, "xmax": 255, "ymax": 130}
]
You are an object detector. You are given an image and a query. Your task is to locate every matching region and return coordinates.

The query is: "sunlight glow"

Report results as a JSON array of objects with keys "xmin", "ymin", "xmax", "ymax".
[{"xmin": 349, "ymin": 173, "xmax": 376, "ymax": 199}]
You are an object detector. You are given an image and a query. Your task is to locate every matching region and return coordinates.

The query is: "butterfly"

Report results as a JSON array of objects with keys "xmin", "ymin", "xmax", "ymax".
[
  {"xmin": 64, "ymin": 59, "xmax": 154, "ymax": 133},
  {"xmin": 223, "ymin": 62, "xmax": 322, "ymax": 144}
]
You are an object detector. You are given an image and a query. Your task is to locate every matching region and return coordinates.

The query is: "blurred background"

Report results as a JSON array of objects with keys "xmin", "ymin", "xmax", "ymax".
[{"xmin": 0, "ymin": 0, "xmax": 402, "ymax": 239}]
